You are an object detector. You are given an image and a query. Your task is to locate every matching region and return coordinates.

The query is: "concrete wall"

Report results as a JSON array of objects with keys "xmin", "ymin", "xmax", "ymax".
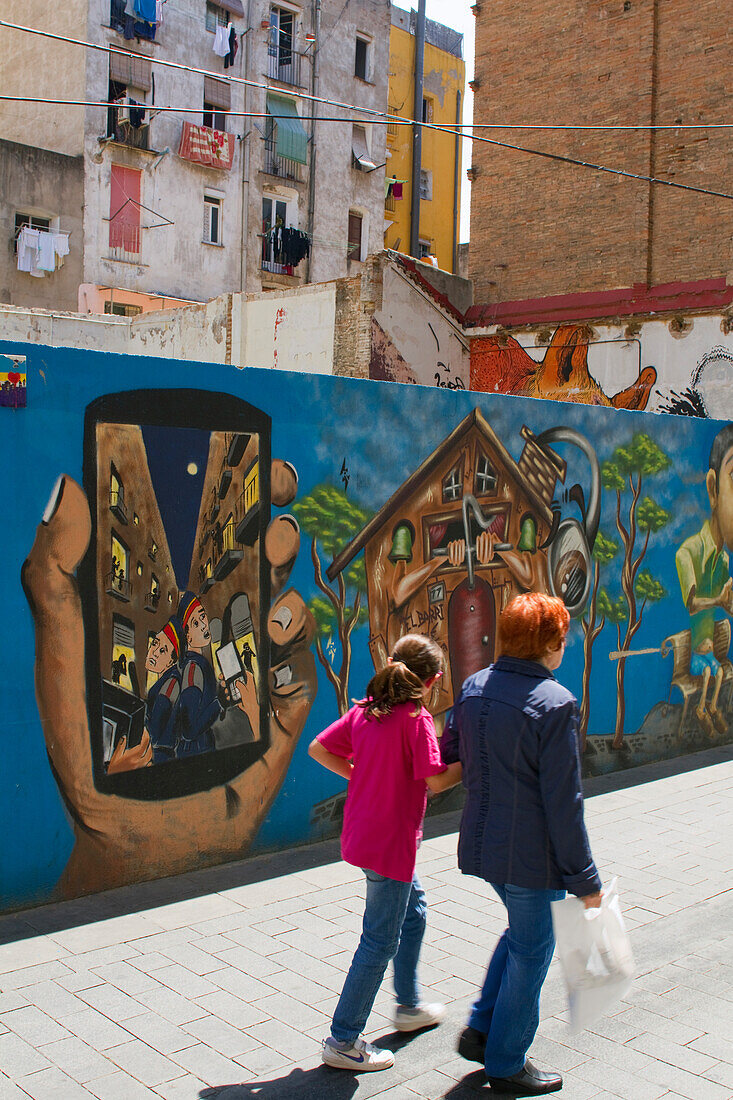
[
  {"xmin": 372, "ymin": 260, "xmax": 469, "ymax": 387},
  {"xmin": 3, "ymin": 338, "xmax": 733, "ymax": 912},
  {"xmin": 0, "ymin": 0, "xmax": 88, "ymax": 157},
  {"xmin": 0, "ymin": 141, "xmax": 84, "ymax": 312},
  {"xmin": 242, "ymin": 283, "xmax": 336, "ymax": 373},
  {"xmin": 470, "ymin": 314, "xmax": 733, "ymax": 419}
]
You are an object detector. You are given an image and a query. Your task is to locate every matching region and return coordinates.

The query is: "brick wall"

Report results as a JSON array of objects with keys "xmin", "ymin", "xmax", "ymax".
[{"xmin": 469, "ymin": 0, "xmax": 731, "ymax": 303}]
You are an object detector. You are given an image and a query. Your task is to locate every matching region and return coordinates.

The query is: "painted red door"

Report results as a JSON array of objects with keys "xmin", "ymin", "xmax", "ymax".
[
  {"xmin": 109, "ymin": 165, "xmax": 142, "ymax": 254},
  {"xmin": 447, "ymin": 576, "xmax": 496, "ymax": 699}
]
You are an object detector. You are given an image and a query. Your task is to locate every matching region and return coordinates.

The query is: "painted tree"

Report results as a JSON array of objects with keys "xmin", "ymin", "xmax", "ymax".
[
  {"xmin": 579, "ymin": 530, "xmax": 619, "ymax": 749},
  {"xmin": 601, "ymin": 434, "xmax": 671, "ymax": 747},
  {"xmin": 291, "ymin": 484, "xmax": 370, "ymax": 715}
]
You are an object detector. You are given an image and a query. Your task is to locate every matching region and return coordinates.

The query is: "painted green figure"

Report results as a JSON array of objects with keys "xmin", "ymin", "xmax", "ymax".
[{"xmin": 676, "ymin": 424, "xmax": 733, "ymax": 737}]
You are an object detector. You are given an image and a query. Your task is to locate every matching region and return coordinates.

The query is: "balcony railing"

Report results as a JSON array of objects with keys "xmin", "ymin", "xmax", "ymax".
[
  {"xmin": 385, "ymin": 193, "xmax": 396, "ymax": 214},
  {"xmin": 109, "ymin": 489, "xmax": 128, "ymax": 523},
  {"xmin": 263, "ymin": 133, "xmax": 304, "ymax": 182},
  {"xmin": 267, "ymin": 48, "xmax": 304, "ymax": 88},
  {"xmin": 144, "ymin": 590, "xmax": 161, "ymax": 613},
  {"xmin": 105, "ymin": 570, "xmax": 131, "ymax": 601}
]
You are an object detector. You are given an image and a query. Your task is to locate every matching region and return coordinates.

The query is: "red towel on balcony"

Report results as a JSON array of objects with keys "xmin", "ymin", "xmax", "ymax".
[{"xmin": 178, "ymin": 121, "xmax": 235, "ymax": 170}]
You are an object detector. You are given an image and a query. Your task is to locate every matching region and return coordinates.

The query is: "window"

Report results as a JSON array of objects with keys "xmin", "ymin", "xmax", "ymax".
[
  {"xmin": 206, "ymin": 0, "xmax": 229, "ymax": 32},
  {"xmin": 133, "ymin": 512, "xmax": 140, "ymax": 525},
  {"xmin": 109, "ymin": 532, "xmax": 131, "ymax": 599},
  {"xmin": 109, "ymin": 164, "xmax": 142, "ymax": 257},
  {"xmin": 204, "ymin": 195, "xmax": 222, "ymax": 244},
  {"xmin": 352, "ymin": 124, "xmax": 376, "ymax": 171},
  {"xmin": 475, "ymin": 450, "xmax": 498, "ymax": 495},
  {"xmin": 104, "ymin": 301, "xmax": 143, "ymax": 317},
  {"xmin": 107, "ymin": 53, "xmax": 151, "ymax": 149},
  {"xmin": 355, "ymin": 35, "xmax": 370, "ymax": 80},
  {"xmin": 149, "ymin": 537, "xmax": 158, "ymax": 561},
  {"xmin": 111, "ymin": 615, "xmax": 135, "ymax": 691},
  {"xmin": 442, "ymin": 462, "xmax": 463, "ymax": 503},
  {"xmin": 269, "ymin": 6, "xmax": 297, "ymax": 84},
  {"xmin": 422, "ymin": 96, "xmax": 433, "ymax": 123},
  {"xmin": 13, "ymin": 213, "xmax": 51, "ymax": 252},
  {"xmin": 262, "ymin": 195, "xmax": 289, "ymax": 271},
  {"xmin": 203, "ymin": 102, "xmax": 227, "ymax": 132},
  {"xmin": 419, "ymin": 238, "xmax": 433, "ymax": 260},
  {"xmin": 347, "ymin": 211, "xmax": 363, "ymax": 260},
  {"xmin": 419, "ymin": 169, "xmax": 433, "ymax": 201}
]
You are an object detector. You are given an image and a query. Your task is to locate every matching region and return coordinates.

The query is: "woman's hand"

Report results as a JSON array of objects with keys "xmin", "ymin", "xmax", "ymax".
[{"xmin": 582, "ymin": 891, "xmax": 603, "ymax": 909}]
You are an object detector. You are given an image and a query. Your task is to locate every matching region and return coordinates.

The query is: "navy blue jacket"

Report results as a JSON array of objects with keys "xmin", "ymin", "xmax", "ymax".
[
  {"xmin": 176, "ymin": 651, "xmax": 220, "ymax": 757},
  {"xmin": 441, "ymin": 657, "xmax": 601, "ymax": 897}
]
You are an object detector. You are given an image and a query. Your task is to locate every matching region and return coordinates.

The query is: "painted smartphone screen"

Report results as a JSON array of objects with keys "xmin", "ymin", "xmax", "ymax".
[{"xmin": 81, "ymin": 390, "xmax": 271, "ymax": 800}]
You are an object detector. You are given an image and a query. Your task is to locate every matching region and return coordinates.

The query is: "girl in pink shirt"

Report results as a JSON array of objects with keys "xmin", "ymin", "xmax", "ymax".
[{"xmin": 309, "ymin": 634, "xmax": 462, "ymax": 1073}]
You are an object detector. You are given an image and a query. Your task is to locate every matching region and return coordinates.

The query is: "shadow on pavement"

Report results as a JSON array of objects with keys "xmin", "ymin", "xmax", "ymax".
[{"xmin": 199, "ymin": 1066, "xmax": 492, "ymax": 1099}]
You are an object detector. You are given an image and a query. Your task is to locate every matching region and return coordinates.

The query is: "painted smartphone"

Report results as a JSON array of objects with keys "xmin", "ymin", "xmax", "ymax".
[
  {"xmin": 80, "ymin": 389, "xmax": 271, "ymax": 800},
  {"xmin": 215, "ymin": 641, "xmax": 244, "ymax": 703}
]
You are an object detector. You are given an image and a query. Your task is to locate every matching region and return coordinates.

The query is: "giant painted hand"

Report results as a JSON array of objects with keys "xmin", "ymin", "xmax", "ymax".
[{"xmin": 22, "ymin": 466, "xmax": 317, "ymax": 900}]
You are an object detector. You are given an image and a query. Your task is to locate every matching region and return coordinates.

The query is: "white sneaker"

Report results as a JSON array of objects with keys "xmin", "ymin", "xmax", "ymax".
[
  {"xmin": 321, "ymin": 1035, "xmax": 395, "ymax": 1071},
  {"xmin": 393, "ymin": 1002, "xmax": 445, "ymax": 1032}
]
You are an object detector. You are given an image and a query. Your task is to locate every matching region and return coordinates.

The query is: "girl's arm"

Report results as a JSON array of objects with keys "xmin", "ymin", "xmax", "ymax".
[
  {"xmin": 308, "ymin": 737, "xmax": 354, "ymax": 781},
  {"xmin": 426, "ymin": 761, "xmax": 462, "ymax": 793}
]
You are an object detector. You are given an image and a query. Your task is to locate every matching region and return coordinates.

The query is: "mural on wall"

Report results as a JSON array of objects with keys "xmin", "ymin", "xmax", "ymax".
[
  {"xmin": 0, "ymin": 353, "xmax": 26, "ymax": 408},
  {"xmin": 6, "ymin": 343, "xmax": 733, "ymax": 912},
  {"xmin": 470, "ymin": 325, "xmax": 657, "ymax": 410},
  {"xmin": 470, "ymin": 320, "xmax": 733, "ymax": 422}
]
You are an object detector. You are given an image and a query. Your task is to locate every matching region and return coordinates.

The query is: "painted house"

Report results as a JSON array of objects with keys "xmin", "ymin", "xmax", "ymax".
[{"xmin": 327, "ymin": 407, "xmax": 567, "ymax": 713}]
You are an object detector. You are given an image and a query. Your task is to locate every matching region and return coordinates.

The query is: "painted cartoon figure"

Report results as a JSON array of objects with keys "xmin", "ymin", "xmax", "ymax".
[
  {"xmin": 176, "ymin": 592, "xmax": 222, "ymax": 757},
  {"xmin": 144, "ymin": 618, "xmax": 183, "ymax": 764},
  {"xmin": 676, "ymin": 424, "xmax": 733, "ymax": 736}
]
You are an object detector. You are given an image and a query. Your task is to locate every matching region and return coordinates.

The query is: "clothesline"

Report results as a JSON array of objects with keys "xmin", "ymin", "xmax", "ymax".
[{"xmin": 16, "ymin": 226, "xmax": 70, "ymax": 278}]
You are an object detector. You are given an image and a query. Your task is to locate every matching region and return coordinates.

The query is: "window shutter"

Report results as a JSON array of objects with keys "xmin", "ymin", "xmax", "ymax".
[
  {"xmin": 204, "ymin": 76, "xmax": 231, "ymax": 110},
  {"xmin": 109, "ymin": 50, "xmax": 152, "ymax": 91},
  {"xmin": 348, "ymin": 212, "xmax": 362, "ymax": 257}
]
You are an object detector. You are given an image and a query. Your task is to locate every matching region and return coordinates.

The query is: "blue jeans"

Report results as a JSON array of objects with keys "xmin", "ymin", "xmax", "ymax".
[
  {"xmin": 331, "ymin": 870, "xmax": 427, "ymax": 1043},
  {"xmin": 470, "ymin": 883, "xmax": 565, "ymax": 1078}
]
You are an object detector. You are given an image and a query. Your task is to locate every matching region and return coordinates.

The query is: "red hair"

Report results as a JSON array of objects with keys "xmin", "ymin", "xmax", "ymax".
[{"xmin": 498, "ymin": 593, "xmax": 569, "ymax": 662}]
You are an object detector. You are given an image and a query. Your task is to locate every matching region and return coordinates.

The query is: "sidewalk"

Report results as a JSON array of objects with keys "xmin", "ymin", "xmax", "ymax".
[{"xmin": 0, "ymin": 745, "xmax": 732, "ymax": 1100}]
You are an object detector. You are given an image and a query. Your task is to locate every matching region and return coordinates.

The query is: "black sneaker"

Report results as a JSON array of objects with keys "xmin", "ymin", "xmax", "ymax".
[
  {"xmin": 487, "ymin": 1059, "xmax": 562, "ymax": 1095},
  {"xmin": 457, "ymin": 1025, "xmax": 487, "ymax": 1064}
]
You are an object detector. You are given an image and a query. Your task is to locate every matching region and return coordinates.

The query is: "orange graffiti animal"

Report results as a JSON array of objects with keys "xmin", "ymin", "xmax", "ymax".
[{"xmin": 471, "ymin": 324, "xmax": 657, "ymax": 410}]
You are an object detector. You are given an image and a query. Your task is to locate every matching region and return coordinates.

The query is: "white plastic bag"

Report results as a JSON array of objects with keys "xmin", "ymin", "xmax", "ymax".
[{"xmin": 551, "ymin": 878, "xmax": 635, "ymax": 1033}]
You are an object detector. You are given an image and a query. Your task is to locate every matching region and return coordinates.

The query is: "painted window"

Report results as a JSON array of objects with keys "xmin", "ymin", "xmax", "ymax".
[
  {"xmin": 348, "ymin": 211, "xmax": 363, "ymax": 260},
  {"xmin": 109, "ymin": 165, "xmax": 142, "ymax": 256},
  {"xmin": 111, "ymin": 614, "xmax": 135, "ymax": 692},
  {"xmin": 203, "ymin": 195, "xmax": 222, "ymax": 244},
  {"xmin": 475, "ymin": 450, "xmax": 498, "ymax": 495},
  {"xmin": 442, "ymin": 462, "xmax": 463, "ymax": 502},
  {"xmin": 149, "ymin": 537, "xmax": 158, "ymax": 561},
  {"xmin": 110, "ymin": 532, "xmax": 130, "ymax": 599}
]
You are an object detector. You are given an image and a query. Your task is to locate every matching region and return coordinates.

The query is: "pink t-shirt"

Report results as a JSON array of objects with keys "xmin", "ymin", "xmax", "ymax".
[{"xmin": 317, "ymin": 701, "xmax": 446, "ymax": 883}]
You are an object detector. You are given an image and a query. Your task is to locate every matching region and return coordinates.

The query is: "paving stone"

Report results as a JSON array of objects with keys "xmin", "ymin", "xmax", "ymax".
[
  {"xmin": 170, "ymin": 1043, "xmax": 251, "ymax": 1087},
  {"xmin": 87, "ymin": 1069, "xmax": 161, "ymax": 1099},
  {"xmin": 181, "ymin": 1015, "xmax": 260, "ymax": 1058},
  {"xmin": 105, "ymin": 1039, "xmax": 184, "ymax": 1086},
  {"xmin": 36, "ymin": 1035, "xmax": 112, "ymax": 1083},
  {"xmin": 152, "ymin": 1072, "xmax": 209, "ymax": 1099},
  {"xmin": 136, "ymin": 987, "xmax": 208, "ymax": 1026},
  {"xmin": 194, "ymin": 991, "xmax": 268, "ymax": 1031},
  {"xmin": 14, "ymin": 1066, "xmax": 95, "ymax": 1099},
  {"xmin": 59, "ymin": 1009, "xmax": 133, "ymax": 1052},
  {"xmin": 0, "ymin": 1032, "xmax": 52, "ymax": 1078}
]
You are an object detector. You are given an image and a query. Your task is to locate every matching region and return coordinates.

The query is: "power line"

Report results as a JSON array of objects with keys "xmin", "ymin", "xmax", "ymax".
[{"xmin": 2, "ymin": 19, "xmax": 732, "ymax": 201}]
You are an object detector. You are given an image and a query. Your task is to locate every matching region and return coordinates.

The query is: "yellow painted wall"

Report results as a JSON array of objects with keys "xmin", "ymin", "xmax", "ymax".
[{"xmin": 385, "ymin": 19, "xmax": 465, "ymax": 273}]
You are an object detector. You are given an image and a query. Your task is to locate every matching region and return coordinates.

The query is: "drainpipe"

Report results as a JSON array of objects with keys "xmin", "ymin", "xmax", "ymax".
[
  {"xmin": 239, "ymin": 0, "xmax": 252, "ymax": 297},
  {"xmin": 452, "ymin": 88, "xmax": 461, "ymax": 274},
  {"xmin": 409, "ymin": 0, "xmax": 426, "ymax": 259},
  {"xmin": 305, "ymin": 0, "xmax": 321, "ymax": 283}
]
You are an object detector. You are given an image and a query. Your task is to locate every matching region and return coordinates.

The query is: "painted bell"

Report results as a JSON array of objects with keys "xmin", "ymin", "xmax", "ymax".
[
  {"xmin": 518, "ymin": 514, "xmax": 537, "ymax": 552},
  {"xmin": 388, "ymin": 523, "xmax": 413, "ymax": 562}
]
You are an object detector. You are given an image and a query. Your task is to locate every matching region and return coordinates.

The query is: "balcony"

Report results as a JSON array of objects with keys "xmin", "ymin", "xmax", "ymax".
[
  {"xmin": 218, "ymin": 466, "xmax": 232, "ymax": 499},
  {"xmin": 109, "ymin": 489, "xmax": 128, "ymax": 523},
  {"xmin": 144, "ymin": 590, "xmax": 161, "ymax": 613},
  {"xmin": 148, "ymin": 542, "xmax": 158, "ymax": 562},
  {"xmin": 199, "ymin": 564, "xmax": 215, "ymax": 594},
  {"xmin": 213, "ymin": 518, "xmax": 243, "ymax": 581},
  {"xmin": 263, "ymin": 133, "xmax": 304, "ymax": 183},
  {"xmin": 105, "ymin": 570, "xmax": 131, "ymax": 602},
  {"xmin": 267, "ymin": 48, "xmax": 305, "ymax": 88},
  {"xmin": 385, "ymin": 193, "xmax": 396, "ymax": 214}
]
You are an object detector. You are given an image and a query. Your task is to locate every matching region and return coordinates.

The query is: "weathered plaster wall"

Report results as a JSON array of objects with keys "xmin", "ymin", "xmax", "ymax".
[
  {"xmin": 373, "ymin": 262, "xmax": 469, "ymax": 388},
  {"xmin": 242, "ymin": 283, "xmax": 336, "ymax": 374},
  {"xmin": 0, "ymin": 141, "xmax": 84, "ymax": 312}
]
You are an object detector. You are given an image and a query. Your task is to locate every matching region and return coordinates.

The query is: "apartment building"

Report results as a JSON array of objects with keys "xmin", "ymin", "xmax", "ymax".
[
  {"xmin": 0, "ymin": 0, "xmax": 389, "ymax": 313},
  {"xmin": 384, "ymin": 5, "xmax": 464, "ymax": 273}
]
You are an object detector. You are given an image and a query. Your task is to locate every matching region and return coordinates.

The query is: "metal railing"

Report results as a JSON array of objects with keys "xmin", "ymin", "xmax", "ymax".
[
  {"xmin": 109, "ymin": 489, "xmax": 128, "ymax": 520},
  {"xmin": 263, "ymin": 133, "xmax": 304, "ymax": 182},
  {"xmin": 385, "ymin": 193, "xmax": 396, "ymax": 214},
  {"xmin": 108, "ymin": 225, "xmax": 141, "ymax": 263},
  {"xmin": 267, "ymin": 48, "xmax": 304, "ymax": 88},
  {"xmin": 105, "ymin": 570, "xmax": 131, "ymax": 600}
]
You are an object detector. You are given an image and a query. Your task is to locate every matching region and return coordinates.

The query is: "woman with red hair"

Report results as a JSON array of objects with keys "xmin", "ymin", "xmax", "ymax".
[{"xmin": 442, "ymin": 593, "xmax": 602, "ymax": 1097}]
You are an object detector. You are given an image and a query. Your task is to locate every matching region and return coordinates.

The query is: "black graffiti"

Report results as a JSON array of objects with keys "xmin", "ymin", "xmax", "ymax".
[
  {"xmin": 435, "ymin": 373, "xmax": 465, "ymax": 390},
  {"xmin": 340, "ymin": 458, "xmax": 350, "ymax": 490},
  {"xmin": 399, "ymin": 604, "xmax": 445, "ymax": 631}
]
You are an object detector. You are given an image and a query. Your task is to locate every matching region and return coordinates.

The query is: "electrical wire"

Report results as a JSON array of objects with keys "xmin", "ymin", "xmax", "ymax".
[{"xmin": 2, "ymin": 18, "xmax": 733, "ymax": 201}]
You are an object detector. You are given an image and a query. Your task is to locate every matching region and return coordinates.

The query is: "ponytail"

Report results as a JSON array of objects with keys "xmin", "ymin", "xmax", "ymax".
[{"xmin": 359, "ymin": 633, "xmax": 443, "ymax": 720}]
